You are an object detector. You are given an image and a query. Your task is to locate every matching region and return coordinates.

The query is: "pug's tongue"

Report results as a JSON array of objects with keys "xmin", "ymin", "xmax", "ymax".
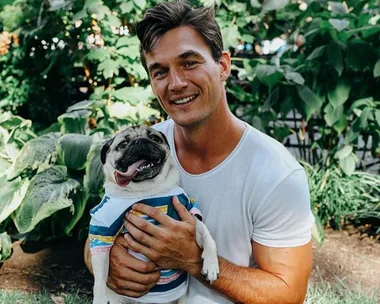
[{"xmin": 115, "ymin": 159, "xmax": 148, "ymax": 186}]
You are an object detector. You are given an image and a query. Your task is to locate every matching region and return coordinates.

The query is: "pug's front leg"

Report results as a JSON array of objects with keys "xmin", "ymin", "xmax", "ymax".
[
  {"xmin": 92, "ymin": 253, "xmax": 111, "ymax": 304},
  {"xmin": 194, "ymin": 219, "xmax": 219, "ymax": 284}
]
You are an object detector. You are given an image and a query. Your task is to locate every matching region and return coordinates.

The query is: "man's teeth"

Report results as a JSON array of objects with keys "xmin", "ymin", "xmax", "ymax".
[
  {"xmin": 174, "ymin": 95, "xmax": 196, "ymax": 105},
  {"xmin": 136, "ymin": 162, "xmax": 154, "ymax": 172}
]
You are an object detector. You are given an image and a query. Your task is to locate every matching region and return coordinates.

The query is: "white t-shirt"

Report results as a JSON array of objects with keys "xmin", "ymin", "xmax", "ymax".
[{"xmin": 154, "ymin": 119, "xmax": 314, "ymax": 304}]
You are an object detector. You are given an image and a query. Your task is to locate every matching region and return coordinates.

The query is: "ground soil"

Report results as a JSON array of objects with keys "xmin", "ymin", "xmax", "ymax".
[{"xmin": 0, "ymin": 227, "xmax": 379, "ymax": 298}]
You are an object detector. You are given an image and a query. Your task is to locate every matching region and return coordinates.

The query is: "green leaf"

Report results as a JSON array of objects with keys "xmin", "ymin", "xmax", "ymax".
[
  {"xmin": 324, "ymin": 103, "xmax": 343, "ymax": 127},
  {"xmin": 0, "ymin": 232, "xmax": 12, "ymax": 262},
  {"xmin": 360, "ymin": 107, "xmax": 370, "ymax": 128},
  {"xmin": 117, "ymin": 45, "xmax": 139, "ymax": 59},
  {"xmin": 328, "ymin": 19, "xmax": 349, "ymax": 32},
  {"xmin": 327, "ymin": 42, "xmax": 343, "ymax": 76},
  {"xmin": 7, "ymin": 133, "xmax": 59, "ymax": 180},
  {"xmin": 222, "ymin": 26, "xmax": 240, "ymax": 50},
  {"xmin": 86, "ymin": 48, "xmax": 109, "ymax": 62},
  {"xmin": 98, "ymin": 59, "xmax": 119, "ymax": 79},
  {"xmin": 256, "ymin": 65, "xmax": 283, "ymax": 90},
  {"xmin": 335, "ymin": 145, "xmax": 353, "ymax": 160},
  {"xmin": 57, "ymin": 134, "xmax": 93, "ymax": 170},
  {"xmin": 73, "ymin": 9, "xmax": 87, "ymax": 22},
  {"xmin": 296, "ymin": 85, "xmax": 323, "ymax": 120},
  {"xmin": 107, "ymin": 14, "xmax": 121, "ymax": 27},
  {"xmin": 83, "ymin": 142, "xmax": 105, "ymax": 195},
  {"xmin": 262, "ymin": 0, "xmax": 287, "ymax": 12},
  {"xmin": 348, "ymin": 97, "xmax": 373, "ymax": 113},
  {"xmin": 306, "ymin": 45, "xmax": 327, "ymax": 61},
  {"xmin": 120, "ymin": 2, "xmax": 134, "ymax": 13},
  {"xmin": 333, "ymin": 115, "xmax": 347, "ymax": 134},
  {"xmin": 60, "ymin": 191, "xmax": 88, "ymax": 236},
  {"xmin": 285, "ymin": 71, "xmax": 305, "ymax": 85},
  {"xmin": 339, "ymin": 153, "xmax": 357, "ymax": 176},
  {"xmin": 58, "ymin": 110, "xmax": 92, "ymax": 134},
  {"xmin": 0, "ymin": 176, "xmax": 29, "ymax": 224},
  {"xmin": 374, "ymin": 59, "xmax": 380, "ymax": 78},
  {"xmin": 113, "ymin": 86, "xmax": 153, "ymax": 105},
  {"xmin": 328, "ymin": 1, "xmax": 348, "ymax": 14},
  {"xmin": 375, "ymin": 109, "xmax": 380, "ymax": 127},
  {"xmin": 327, "ymin": 80, "xmax": 351, "ymax": 107},
  {"xmin": 13, "ymin": 166, "xmax": 81, "ymax": 234},
  {"xmin": 250, "ymin": 0, "xmax": 261, "ymax": 8},
  {"xmin": 116, "ymin": 36, "xmax": 139, "ymax": 48},
  {"xmin": 134, "ymin": 0, "xmax": 147, "ymax": 10}
]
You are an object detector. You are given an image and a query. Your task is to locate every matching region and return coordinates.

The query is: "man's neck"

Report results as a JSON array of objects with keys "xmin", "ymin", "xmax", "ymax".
[{"xmin": 173, "ymin": 111, "xmax": 246, "ymax": 174}]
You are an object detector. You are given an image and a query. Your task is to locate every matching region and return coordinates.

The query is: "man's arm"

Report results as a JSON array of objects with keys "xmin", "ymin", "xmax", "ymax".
[
  {"xmin": 192, "ymin": 242, "xmax": 312, "ymax": 304},
  {"xmin": 122, "ymin": 198, "xmax": 312, "ymax": 303}
]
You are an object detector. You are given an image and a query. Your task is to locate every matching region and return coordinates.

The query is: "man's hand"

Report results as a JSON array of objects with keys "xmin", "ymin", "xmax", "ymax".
[
  {"xmin": 107, "ymin": 235, "xmax": 160, "ymax": 297},
  {"xmin": 124, "ymin": 196, "xmax": 203, "ymax": 276}
]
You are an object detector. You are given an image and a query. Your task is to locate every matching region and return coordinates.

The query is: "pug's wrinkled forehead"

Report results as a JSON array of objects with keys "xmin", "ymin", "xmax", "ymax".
[{"xmin": 112, "ymin": 125, "xmax": 168, "ymax": 148}]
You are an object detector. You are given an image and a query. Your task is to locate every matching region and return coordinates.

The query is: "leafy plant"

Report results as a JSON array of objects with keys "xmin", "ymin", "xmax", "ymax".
[
  {"xmin": 0, "ymin": 231, "xmax": 11, "ymax": 262},
  {"xmin": 303, "ymin": 161, "xmax": 380, "ymax": 231}
]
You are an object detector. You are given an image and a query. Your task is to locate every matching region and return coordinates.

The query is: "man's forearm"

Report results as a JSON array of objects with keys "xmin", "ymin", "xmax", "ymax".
[{"xmin": 193, "ymin": 257, "xmax": 306, "ymax": 304}]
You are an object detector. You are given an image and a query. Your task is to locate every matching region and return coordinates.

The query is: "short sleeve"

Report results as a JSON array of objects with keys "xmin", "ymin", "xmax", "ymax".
[{"xmin": 251, "ymin": 169, "xmax": 314, "ymax": 247}]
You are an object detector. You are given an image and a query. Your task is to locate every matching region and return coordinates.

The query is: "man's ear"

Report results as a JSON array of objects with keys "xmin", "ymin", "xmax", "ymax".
[
  {"xmin": 219, "ymin": 51, "xmax": 231, "ymax": 82},
  {"xmin": 100, "ymin": 138, "xmax": 114, "ymax": 164}
]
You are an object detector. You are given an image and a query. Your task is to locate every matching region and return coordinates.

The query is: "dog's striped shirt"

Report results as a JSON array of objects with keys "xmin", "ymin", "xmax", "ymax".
[{"xmin": 89, "ymin": 185, "xmax": 201, "ymax": 302}]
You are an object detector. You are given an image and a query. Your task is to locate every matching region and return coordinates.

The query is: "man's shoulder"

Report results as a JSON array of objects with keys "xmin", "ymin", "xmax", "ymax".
[{"xmin": 242, "ymin": 124, "xmax": 302, "ymax": 173}]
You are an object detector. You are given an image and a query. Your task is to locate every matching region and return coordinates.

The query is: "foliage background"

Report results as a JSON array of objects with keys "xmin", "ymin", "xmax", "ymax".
[{"xmin": 0, "ymin": 0, "xmax": 379, "ymax": 259}]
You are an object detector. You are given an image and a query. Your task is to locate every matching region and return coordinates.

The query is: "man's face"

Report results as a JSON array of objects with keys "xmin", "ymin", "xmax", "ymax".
[{"xmin": 144, "ymin": 26, "xmax": 230, "ymax": 128}]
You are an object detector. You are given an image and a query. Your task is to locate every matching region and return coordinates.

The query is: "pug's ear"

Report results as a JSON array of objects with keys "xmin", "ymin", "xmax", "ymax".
[
  {"xmin": 159, "ymin": 131, "xmax": 170, "ymax": 148},
  {"xmin": 100, "ymin": 138, "xmax": 114, "ymax": 164}
]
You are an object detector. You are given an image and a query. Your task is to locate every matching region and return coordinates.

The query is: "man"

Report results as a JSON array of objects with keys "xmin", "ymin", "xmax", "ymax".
[{"xmin": 104, "ymin": 1, "xmax": 314, "ymax": 303}]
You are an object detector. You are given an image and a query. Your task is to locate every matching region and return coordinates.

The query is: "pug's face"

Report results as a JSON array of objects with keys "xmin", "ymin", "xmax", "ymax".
[{"xmin": 101, "ymin": 126, "xmax": 170, "ymax": 187}]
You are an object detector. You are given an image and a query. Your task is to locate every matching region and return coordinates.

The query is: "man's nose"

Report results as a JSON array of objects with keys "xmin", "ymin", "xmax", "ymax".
[{"xmin": 168, "ymin": 70, "xmax": 188, "ymax": 91}]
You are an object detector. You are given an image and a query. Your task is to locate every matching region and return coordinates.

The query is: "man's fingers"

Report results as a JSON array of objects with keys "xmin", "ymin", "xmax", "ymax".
[
  {"xmin": 125, "ymin": 212, "xmax": 162, "ymax": 238},
  {"xmin": 172, "ymin": 196, "xmax": 194, "ymax": 222},
  {"xmin": 112, "ymin": 236, "xmax": 156, "ymax": 273},
  {"xmin": 131, "ymin": 203, "xmax": 174, "ymax": 226},
  {"xmin": 124, "ymin": 234, "xmax": 158, "ymax": 262}
]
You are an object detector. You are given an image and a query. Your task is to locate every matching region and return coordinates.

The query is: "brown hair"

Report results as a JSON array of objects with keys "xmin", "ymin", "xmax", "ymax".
[{"xmin": 136, "ymin": 0, "xmax": 223, "ymax": 70}]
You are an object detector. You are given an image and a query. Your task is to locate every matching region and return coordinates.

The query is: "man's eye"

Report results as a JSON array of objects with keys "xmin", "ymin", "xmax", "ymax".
[
  {"xmin": 184, "ymin": 61, "xmax": 197, "ymax": 68},
  {"xmin": 153, "ymin": 70, "xmax": 167, "ymax": 78}
]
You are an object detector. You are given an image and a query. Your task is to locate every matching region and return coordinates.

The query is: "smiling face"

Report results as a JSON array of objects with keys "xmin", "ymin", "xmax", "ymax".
[{"xmin": 145, "ymin": 26, "xmax": 231, "ymax": 128}]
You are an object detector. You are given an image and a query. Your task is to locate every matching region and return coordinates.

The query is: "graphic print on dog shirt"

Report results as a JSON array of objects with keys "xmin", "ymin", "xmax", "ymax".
[{"xmin": 89, "ymin": 185, "xmax": 201, "ymax": 302}]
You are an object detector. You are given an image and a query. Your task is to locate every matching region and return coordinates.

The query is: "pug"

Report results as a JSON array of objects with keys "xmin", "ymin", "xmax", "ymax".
[{"xmin": 89, "ymin": 125, "xmax": 219, "ymax": 304}]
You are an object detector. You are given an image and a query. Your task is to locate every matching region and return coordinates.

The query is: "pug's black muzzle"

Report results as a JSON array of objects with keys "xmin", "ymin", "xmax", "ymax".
[{"xmin": 115, "ymin": 138, "xmax": 167, "ymax": 182}]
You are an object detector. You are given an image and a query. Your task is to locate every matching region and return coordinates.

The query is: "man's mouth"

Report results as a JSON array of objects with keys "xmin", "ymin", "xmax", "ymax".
[
  {"xmin": 173, "ymin": 94, "xmax": 197, "ymax": 105},
  {"xmin": 114, "ymin": 159, "xmax": 161, "ymax": 187}
]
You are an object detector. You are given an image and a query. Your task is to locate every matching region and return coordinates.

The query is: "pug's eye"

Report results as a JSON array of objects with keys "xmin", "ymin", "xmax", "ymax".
[
  {"xmin": 117, "ymin": 142, "xmax": 128, "ymax": 150},
  {"xmin": 149, "ymin": 134, "xmax": 162, "ymax": 143}
]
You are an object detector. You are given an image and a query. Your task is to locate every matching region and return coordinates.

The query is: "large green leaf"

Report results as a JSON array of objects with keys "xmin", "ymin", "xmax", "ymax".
[
  {"xmin": 327, "ymin": 80, "xmax": 351, "ymax": 107},
  {"xmin": 0, "ymin": 176, "xmax": 29, "ymax": 224},
  {"xmin": 327, "ymin": 42, "xmax": 343, "ymax": 76},
  {"xmin": 13, "ymin": 166, "xmax": 81, "ymax": 234},
  {"xmin": 339, "ymin": 153, "xmax": 358, "ymax": 176},
  {"xmin": 324, "ymin": 103, "xmax": 343, "ymax": 127},
  {"xmin": 57, "ymin": 134, "xmax": 93, "ymax": 170},
  {"xmin": 296, "ymin": 85, "xmax": 323, "ymax": 120},
  {"xmin": 306, "ymin": 45, "xmax": 327, "ymax": 61},
  {"xmin": 255, "ymin": 65, "xmax": 283, "ymax": 90},
  {"xmin": 83, "ymin": 141, "xmax": 105, "ymax": 195},
  {"xmin": 374, "ymin": 59, "xmax": 380, "ymax": 78},
  {"xmin": 7, "ymin": 133, "xmax": 59, "ymax": 180},
  {"xmin": 113, "ymin": 86, "xmax": 153, "ymax": 105},
  {"xmin": 328, "ymin": 19, "xmax": 349, "ymax": 32},
  {"xmin": 58, "ymin": 110, "xmax": 91, "ymax": 134},
  {"xmin": 222, "ymin": 26, "xmax": 240, "ymax": 50},
  {"xmin": 0, "ymin": 232, "xmax": 12, "ymax": 262},
  {"xmin": 262, "ymin": 0, "xmax": 287, "ymax": 12}
]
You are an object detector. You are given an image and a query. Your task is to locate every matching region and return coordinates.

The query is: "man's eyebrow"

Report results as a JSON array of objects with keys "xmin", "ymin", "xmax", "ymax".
[
  {"xmin": 177, "ymin": 50, "xmax": 205, "ymax": 61},
  {"xmin": 148, "ymin": 50, "xmax": 205, "ymax": 73}
]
